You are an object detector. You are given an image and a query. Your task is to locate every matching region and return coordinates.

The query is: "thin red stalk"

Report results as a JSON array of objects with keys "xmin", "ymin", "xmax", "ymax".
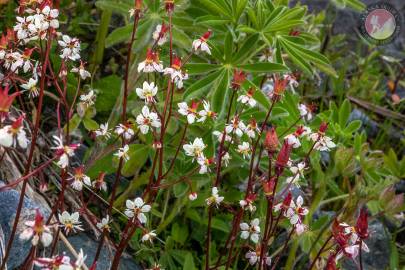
[
  {"xmin": 205, "ymin": 208, "xmax": 213, "ymax": 270},
  {"xmin": 359, "ymin": 241, "xmax": 363, "ymax": 270},
  {"xmin": 270, "ymin": 229, "xmax": 294, "ymax": 270},
  {"xmin": 100, "ymin": 8, "xmax": 140, "ymax": 268},
  {"xmin": 162, "ymin": 122, "xmax": 188, "ymax": 178},
  {"xmin": 0, "ymin": 34, "xmax": 52, "ymax": 269},
  {"xmin": 308, "ymin": 234, "xmax": 333, "ymax": 270}
]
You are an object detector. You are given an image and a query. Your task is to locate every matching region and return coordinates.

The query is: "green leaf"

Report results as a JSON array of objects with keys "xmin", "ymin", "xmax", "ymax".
[
  {"xmin": 279, "ymin": 37, "xmax": 312, "ymax": 74},
  {"xmin": 64, "ymin": 114, "xmax": 81, "ymax": 133},
  {"xmin": 338, "ymin": 99, "xmax": 351, "ymax": 127},
  {"xmin": 121, "ymin": 144, "xmax": 149, "ymax": 177},
  {"xmin": 195, "ymin": 15, "xmax": 231, "ymax": 26},
  {"xmin": 210, "ymin": 69, "xmax": 230, "ymax": 118},
  {"xmin": 183, "ymin": 69, "xmax": 223, "ymax": 100},
  {"xmin": 224, "ymin": 32, "xmax": 233, "ymax": 62},
  {"xmin": 280, "ymin": 36, "xmax": 337, "ymax": 76},
  {"xmin": 183, "ymin": 253, "xmax": 196, "ymax": 270},
  {"xmin": 172, "ymin": 223, "xmax": 189, "ymax": 245},
  {"xmin": 344, "ymin": 120, "xmax": 362, "ymax": 134},
  {"xmin": 185, "ymin": 63, "xmax": 221, "ymax": 75},
  {"xmin": 232, "ymin": 33, "xmax": 260, "ymax": 64},
  {"xmin": 95, "ymin": 0, "xmax": 132, "ymax": 15},
  {"xmin": 94, "ymin": 75, "xmax": 121, "ymax": 113},
  {"xmin": 237, "ymin": 62, "xmax": 289, "ymax": 73},
  {"xmin": 82, "ymin": 118, "xmax": 99, "ymax": 131},
  {"xmin": 105, "ymin": 24, "xmax": 132, "ymax": 48}
]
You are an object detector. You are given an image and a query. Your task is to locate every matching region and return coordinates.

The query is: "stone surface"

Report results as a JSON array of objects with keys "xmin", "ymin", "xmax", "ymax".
[
  {"xmin": 0, "ymin": 182, "xmax": 49, "ymax": 270},
  {"xmin": 342, "ymin": 219, "xmax": 391, "ymax": 270},
  {"xmin": 59, "ymin": 234, "xmax": 141, "ymax": 270},
  {"xmin": 0, "ymin": 182, "xmax": 140, "ymax": 269}
]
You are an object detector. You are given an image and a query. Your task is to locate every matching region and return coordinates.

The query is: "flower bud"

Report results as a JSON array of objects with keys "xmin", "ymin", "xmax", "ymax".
[
  {"xmin": 355, "ymin": 208, "xmax": 369, "ymax": 239},
  {"xmin": 231, "ymin": 69, "xmax": 246, "ymax": 90},
  {"xmin": 165, "ymin": 0, "xmax": 175, "ymax": 12},
  {"xmin": 319, "ymin": 121, "xmax": 328, "ymax": 134},
  {"xmin": 188, "ymin": 192, "xmax": 198, "ymax": 201},
  {"xmin": 264, "ymin": 127, "xmax": 279, "ymax": 153},
  {"xmin": 262, "ymin": 177, "xmax": 276, "ymax": 196},
  {"xmin": 275, "ymin": 140, "xmax": 292, "ymax": 176}
]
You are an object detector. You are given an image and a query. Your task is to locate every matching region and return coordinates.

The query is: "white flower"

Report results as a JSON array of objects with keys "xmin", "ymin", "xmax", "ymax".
[
  {"xmin": 286, "ymin": 161, "xmax": 306, "ymax": 187},
  {"xmin": 237, "ymin": 89, "xmax": 256, "ymax": 108},
  {"xmin": 240, "ymin": 218, "xmax": 260, "ymax": 243},
  {"xmin": 125, "ymin": 197, "xmax": 151, "ymax": 224},
  {"xmin": 284, "ymin": 133, "xmax": 301, "ymax": 148},
  {"xmin": 163, "ymin": 58, "xmax": 188, "ymax": 88},
  {"xmin": 183, "ymin": 137, "xmax": 206, "ymax": 160},
  {"xmin": 298, "ymin": 104, "xmax": 313, "ymax": 121},
  {"xmin": 94, "ymin": 123, "xmax": 111, "ymax": 139},
  {"xmin": 69, "ymin": 167, "xmax": 91, "ymax": 191},
  {"xmin": 309, "ymin": 133, "xmax": 336, "ymax": 151},
  {"xmin": 97, "ymin": 215, "xmax": 111, "ymax": 232},
  {"xmin": 188, "ymin": 192, "xmax": 198, "ymax": 201},
  {"xmin": 58, "ymin": 211, "xmax": 83, "ymax": 234},
  {"xmin": 237, "ymin": 142, "xmax": 251, "ymax": 159},
  {"xmin": 205, "ymin": 187, "xmax": 224, "ymax": 207},
  {"xmin": 0, "ymin": 117, "xmax": 28, "ymax": 148},
  {"xmin": 114, "ymin": 144, "xmax": 130, "ymax": 162},
  {"xmin": 136, "ymin": 81, "xmax": 158, "ymax": 103},
  {"xmin": 136, "ymin": 106, "xmax": 161, "ymax": 134},
  {"xmin": 197, "ymin": 155, "xmax": 212, "ymax": 174},
  {"xmin": 226, "ymin": 117, "xmax": 246, "ymax": 137},
  {"xmin": 259, "ymin": 47, "xmax": 273, "ymax": 62},
  {"xmin": 14, "ymin": 16, "xmax": 32, "ymax": 42},
  {"xmin": 245, "ymin": 250, "xmax": 271, "ymax": 266},
  {"xmin": 212, "ymin": 130, "xmax": 232, "ymax": 143},
  {"xmin": 138, "ymin": 49, "xmax": 163, "ymax": 73},
  {"xmin": 245, "ymin": 119, "xmax": 259, "ymax": 139},
  {"xmin": 115, "ymin": 123, "xmax": 135, "ymax": 140},
  {"xmin": 284, "ymin": 196, "xmax": 309, "ymax": 233},
  {"xmin": 152, "ymin": 24, "xmax": 168, "ymax": 46},
  {"xmin": 21, "ymin": 77, "xmax": 39, "ymax": 98},
  {"xmin": 58, "ymin": 35, "xmax": 81, "ymax": 61},
  {"xmin": 178, "ymin": 101, "xmax": 199, "ymax": 124},
  {"xmin": 51, "ymin": 136, "xmax": 79, "ymax": 168},
  {"xmin": 141, "ymin": 230, "xmax": 157, "ymax": 243},
  {"xmin": 20, "ymin": 210, "xmax": 53, "ymax": 247},
  {"xmin": 79, "ymin": 90, "xmax": 96, "ymax": 107},
  {"xmin": 192, "ymin": 31, "xmax": 211, "ymax": 55},
  {"xmin": 222, "ymin": 152, "xmax": 231, "ymax": 167},
  {"xmin": 71, "ymin": 63, "xmax": 91, "ymax": 80},
  {"xmin": 240, "ymin": 199, "xmax": 256, "ymax": 213},
  {"xmin": 198, "ymin": 100, "xmax": 216, "ymax": 122}
]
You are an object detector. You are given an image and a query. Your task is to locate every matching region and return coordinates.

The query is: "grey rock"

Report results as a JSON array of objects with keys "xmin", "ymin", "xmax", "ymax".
[
  {"xmin": 0, "ymin": 182, "xmax": 49, "ymax": 270},
  {"xmin": 342, "ymin": 219, "xmax": 391, "ymax": 270},
  {"xmin": 59, "ymin": 234, "xmax": 141, "ymax": 270},
  {"xmin": 349, "ymin": 109, "xmax": 379, "ymax": 138}
]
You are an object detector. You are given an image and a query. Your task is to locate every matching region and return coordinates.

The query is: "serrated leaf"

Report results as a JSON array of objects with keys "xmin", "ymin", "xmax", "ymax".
[{"xmin": 237, "ymin": 62, "xmax": 289, "ymax": 73}]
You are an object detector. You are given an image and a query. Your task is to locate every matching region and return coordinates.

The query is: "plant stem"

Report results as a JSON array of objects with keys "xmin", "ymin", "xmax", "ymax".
[
  {"xmin": 308, "ymin": 234, "xmax": 333, "ymax": 270},
  {"xmin": 0, "ymin": 33, "xmax": 52, "ymax": 270}
]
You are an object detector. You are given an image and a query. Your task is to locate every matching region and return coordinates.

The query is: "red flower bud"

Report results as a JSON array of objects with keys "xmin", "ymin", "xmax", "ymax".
[
  {"xmin": 262, "ymin": 177, "xmax": 276, "ymax": 196},
  {"xmin": 319, "ymin": 122, "xmax": 328, "ymax": 134},
  {"xmin": 264, "ymin": 127, "xmax": 279, "ymax": 153},
  {"xmin": 272, "ymin": 76, "xmax": 288, "ymax": 101},
  {"xmin": 0, "ymin": 85, "xmax": 20, "ymax": 120},
  {"xmin": 165, "ymin": 0, "xmax": 175, "ymax": 12},
  {"xmin": 172, "ymin": 56, "xmax": 182, "ymax": 70},
  {"xmin": 135, "ymin": 0, "xmax": 143, "ymax": 10},
  {"xmin": 201, "ymin": 30, "xmax": 212, "ymax": 41},
  {"xmin": 355, "ymin": 208, "xmax": 369, "ymax": 239},
  {"xmin": 231, "ymin": 70, "xmax": 246, "ymax": 90},
  {"xmin": 275, "ymin": 140, "xmax": 292, "ymax": 176}
]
